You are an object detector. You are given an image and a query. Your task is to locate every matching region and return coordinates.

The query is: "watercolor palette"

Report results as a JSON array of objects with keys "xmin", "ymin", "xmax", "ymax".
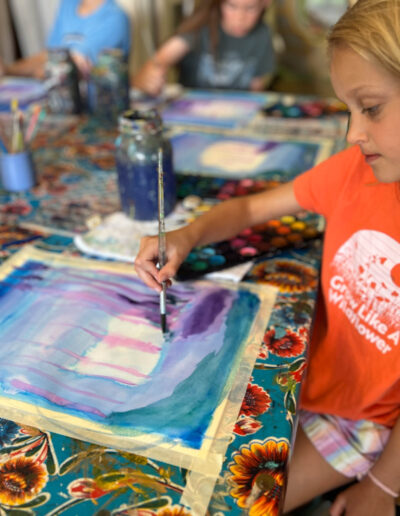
[
  {"xmin": 176, "ymin": 178, "xmax": 323, "ymax": 280},
  {"xmin": 263, "ymin": 96, "xmax": 347, "ymax": 119},
  {"xmin": 176, "ymin": 213, "xmax": 320, "ymax": 280}
]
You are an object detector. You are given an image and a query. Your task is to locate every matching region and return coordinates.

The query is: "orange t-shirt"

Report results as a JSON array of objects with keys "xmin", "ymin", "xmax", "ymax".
[{"xmin": 293, "ymin": 145, "xmax": 400, "ymax": 428}]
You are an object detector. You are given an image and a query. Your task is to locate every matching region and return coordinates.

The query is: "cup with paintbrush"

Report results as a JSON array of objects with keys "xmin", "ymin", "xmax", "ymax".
[{"xmin": 0, "ymin": 100, "xmax": 41, "ymax": 192}]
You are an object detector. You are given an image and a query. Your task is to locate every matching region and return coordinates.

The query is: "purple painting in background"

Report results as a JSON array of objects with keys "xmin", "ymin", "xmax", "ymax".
[{"xmin": 161, "ymin": 89, "xmax": 267, "ymax": 128}]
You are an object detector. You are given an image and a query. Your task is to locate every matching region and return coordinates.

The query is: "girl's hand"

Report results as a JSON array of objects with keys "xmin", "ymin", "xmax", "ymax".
[
  {"xmin": 132, "ymin": 36, "xmax": 189, "ymax": 96},
  {"xmin": 132, "ymin": 60, "xmax": 166, "ymax": 97},
  {"xmin": 330, "ymin": 476, "xmax": 396, "ymax": 516},
  {"xmin": 134, "ymin": 228, "xmax": 195, "ymax": 291},
  {"xmin": 70, "ymin": 51, "xmax": 92, "ymax": 79}
]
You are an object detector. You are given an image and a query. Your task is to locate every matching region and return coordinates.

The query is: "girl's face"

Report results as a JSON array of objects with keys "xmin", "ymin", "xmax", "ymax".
[
  {"xmin": 221, "ymin": 0, "xmax": 266, "ymax": 38},
  {"xmin": 330, "ymin": 45, "xmax": 400, "ymax": 183}
]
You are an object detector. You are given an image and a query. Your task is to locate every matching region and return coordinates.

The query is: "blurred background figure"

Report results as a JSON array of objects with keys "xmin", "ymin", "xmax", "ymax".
[
  {"xmin": 0, "ymin": 0, "xmax": 130, "ymax": 80},
  {"xmin": 132, "ymin": 0, "xmax": 276, "ymax": 97}
]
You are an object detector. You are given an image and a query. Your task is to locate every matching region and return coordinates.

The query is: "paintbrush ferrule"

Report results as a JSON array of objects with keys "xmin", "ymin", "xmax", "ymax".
[{"xmin": 160, "ymin": 282, "xmax": 167, "ymax": 333}]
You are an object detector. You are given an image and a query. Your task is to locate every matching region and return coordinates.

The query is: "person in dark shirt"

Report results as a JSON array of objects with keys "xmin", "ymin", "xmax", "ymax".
[{"xmin": 132, "ymin": 0, "xmax": 275, "ymax": 96}]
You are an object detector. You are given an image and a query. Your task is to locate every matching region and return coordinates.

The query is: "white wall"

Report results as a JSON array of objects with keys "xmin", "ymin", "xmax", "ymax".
[
  {"xmin": 0, "ymin": 0, "xmax": 17, "ymax": 61},
  {"xmin": 8, "ymin": 0, "xmax": 59, "ymax": 56}
]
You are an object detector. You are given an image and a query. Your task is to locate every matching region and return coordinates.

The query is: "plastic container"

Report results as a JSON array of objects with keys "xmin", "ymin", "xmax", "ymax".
[{"xmin": 0, "ymin": 151, "xmax": 36, "ymax": 191}]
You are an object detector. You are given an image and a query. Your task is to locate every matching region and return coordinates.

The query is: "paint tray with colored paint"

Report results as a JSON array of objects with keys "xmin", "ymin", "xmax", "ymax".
[
  {"xmin": 263, "ymin": 96, "xmax": 347, "ymax": 119},
  {"xmin": 177, "ymin": 213, "xmax": 321, "ymax": 280},
  {"xmin": 175, "ymin": 178, "xmax": 323, "ymax": 280}
]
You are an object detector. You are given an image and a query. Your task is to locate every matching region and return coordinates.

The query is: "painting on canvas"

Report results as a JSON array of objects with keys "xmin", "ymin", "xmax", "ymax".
[
  {"xmin": 171, "ymin": 130, "xmax": 334, "ymax": 180},
  {"xmin": 0, "ymin": 247, "xmax": 275, "ymax": 473}
]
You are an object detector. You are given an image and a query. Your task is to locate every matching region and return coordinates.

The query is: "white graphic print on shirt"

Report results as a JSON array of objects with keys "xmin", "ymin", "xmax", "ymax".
[{"xmin": 329, "ymin": 230, "xmax": 400, "ymax": 355}]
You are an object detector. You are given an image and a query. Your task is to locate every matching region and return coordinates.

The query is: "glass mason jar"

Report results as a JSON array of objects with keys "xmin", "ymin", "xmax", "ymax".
[
  {"xmin": 89, "ymin": 48, "xmax": 130, "ymax": 122},
  {"xmin": 45, "ymin": 48, "xmax": 81, "ymax": 114},
  {"xmin": 115, "ymin": 109, "xmax": 176, "ymax": 220}
]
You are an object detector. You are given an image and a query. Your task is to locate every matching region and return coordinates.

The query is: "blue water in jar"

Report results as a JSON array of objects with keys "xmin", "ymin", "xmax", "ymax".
[{"xmin": 115, "ymin": 148, "xmax": 176, "ymax": 221}]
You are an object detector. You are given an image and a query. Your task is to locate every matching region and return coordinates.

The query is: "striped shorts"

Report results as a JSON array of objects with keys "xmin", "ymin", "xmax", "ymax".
[{"xmin": 299, "ymin": 409, "xmax": 391, "ymax": 478}]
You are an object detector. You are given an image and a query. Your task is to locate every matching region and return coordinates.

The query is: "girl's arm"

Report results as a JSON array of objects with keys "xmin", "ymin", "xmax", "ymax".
[
  {"xmin": 330, "ymin": 415, "xmax": 400, "ymax": 516},
  {"xmin": 134, "ymin": 181, "xmax": 301, "ymax": 290},
  {"xmin": 132, "ymin": 36, "xmax": 190, "ymax": 96},
  {"xmin": 3, "ymin": 51, "xmax": 48, "ymax": 79}
]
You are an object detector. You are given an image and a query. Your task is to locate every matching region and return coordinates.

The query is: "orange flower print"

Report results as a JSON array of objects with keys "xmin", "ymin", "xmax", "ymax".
[
  {"xmin": 251, "ymin": 260, "xmax": 318, "ymax": 293},
  {"xmin": 0, "ymin": 456, "xmax": 48, "ymax": 506},
  {"xmin": 240, "ymin": 384, "xmax": 271, "ymax": 417},
  {"xmin": 263, "ymin": 328, "xmax": 305, "ymax": 357},
  {"xmin": 228, "ymin": 438, "xmax": 289, "ymax": 516}
]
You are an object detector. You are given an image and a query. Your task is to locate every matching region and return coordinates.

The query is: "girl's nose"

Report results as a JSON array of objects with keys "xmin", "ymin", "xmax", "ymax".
[{"xmin": 346, "ymin": 113, "xmax": 368, "ymax": 145}]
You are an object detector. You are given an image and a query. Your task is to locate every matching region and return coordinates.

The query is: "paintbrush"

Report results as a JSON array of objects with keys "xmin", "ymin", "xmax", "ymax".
[
  {"xmin": 158, "ymin": 147, "xmax": 167, "ymax": 334},
  {"xmin": 10, "ymin": 99, "xmax": 24, "ymax": 153},
  {"xmin": 25, "ymin": 104, "xmax": 42, "ymax": 144}
]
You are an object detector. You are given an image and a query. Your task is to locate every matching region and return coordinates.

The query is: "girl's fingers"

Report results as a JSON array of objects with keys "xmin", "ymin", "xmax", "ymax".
[
  {"xmin": 158, "ymin": 255, "xmax": 184, "ymax": 282},
  {"xmin": 135, "ymin": 266, "xmax": 163, "ymax": 292},
  {"xmin": 134, "ymin": 255, "xmax": 162, "ymax": 291}
]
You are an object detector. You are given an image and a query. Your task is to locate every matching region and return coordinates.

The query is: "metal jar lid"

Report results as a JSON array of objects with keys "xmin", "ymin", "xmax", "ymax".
[{"xmin": 118, "ymin": 109, "xmax": 163, "ymax": 135}]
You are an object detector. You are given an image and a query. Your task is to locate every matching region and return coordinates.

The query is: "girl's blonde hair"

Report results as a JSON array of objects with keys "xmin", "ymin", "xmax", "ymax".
[{"xmin": 328, "ymin": 0, "xmax": 400, "ymax": 77}]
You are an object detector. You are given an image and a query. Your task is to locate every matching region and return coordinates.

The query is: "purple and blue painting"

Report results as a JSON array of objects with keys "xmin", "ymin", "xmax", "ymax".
[
  {"xmin": 161, "ymin": 89, "xmax": 268, "ymax": 129},
  {"xmin": 0, "ymin": 248, "xmax": 271, "ymax": 465},
  {"xmin": 0, "ymin": 77, "xmax": 47, "ymax": 111},
  {"xmin": 171, "ymin": 130, "xmax": 332, "ymax": 180}
]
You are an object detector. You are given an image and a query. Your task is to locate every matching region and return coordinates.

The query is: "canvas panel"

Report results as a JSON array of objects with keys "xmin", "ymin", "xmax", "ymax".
[{"xmin": 0, "ymin": 247, "xmax": 276, "ymax": 480}]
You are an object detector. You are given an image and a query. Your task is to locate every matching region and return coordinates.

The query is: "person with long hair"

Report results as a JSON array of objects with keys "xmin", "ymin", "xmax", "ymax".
[{"xmin": 132, "ymin": 0, "xmax": 275, "ymax": 96}]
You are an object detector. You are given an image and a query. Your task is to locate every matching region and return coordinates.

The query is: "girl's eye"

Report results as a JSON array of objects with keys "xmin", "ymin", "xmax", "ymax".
[{"xmin": 362, "ymin": 105, "xmax": 380, "ymax": 116}]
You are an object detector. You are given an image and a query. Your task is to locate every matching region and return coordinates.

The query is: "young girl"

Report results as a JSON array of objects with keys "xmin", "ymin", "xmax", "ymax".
[
  {"xmin": 132, "ymin": 0, "xmax": 275, "ymax": 96},
  {"xmin": 134, "ymin": 1, "xmax": 400, "ymax": 514},
  {"xmin": 2, "ymin": 0, "xmax": 130, "ymax": 79}
]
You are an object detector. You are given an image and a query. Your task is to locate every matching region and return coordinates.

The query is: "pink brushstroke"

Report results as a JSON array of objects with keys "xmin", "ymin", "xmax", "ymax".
[
  {"xmin": 11, "ymin": 379, "xmax": 106, "ymax": 417},
  {"xmin": 4, "ymin": 362, "xmax": 121, "ymax": 402}
]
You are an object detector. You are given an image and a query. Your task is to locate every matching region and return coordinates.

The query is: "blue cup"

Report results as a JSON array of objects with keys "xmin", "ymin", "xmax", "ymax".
[{"xmin": 0, "ymin": 151, "xmax": 37, "ymax": 191}]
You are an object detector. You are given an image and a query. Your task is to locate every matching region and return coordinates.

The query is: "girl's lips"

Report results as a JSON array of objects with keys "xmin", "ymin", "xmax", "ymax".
[{"xmin": 364, "ymin": 153, "xmax": 380, "ymax": 163}]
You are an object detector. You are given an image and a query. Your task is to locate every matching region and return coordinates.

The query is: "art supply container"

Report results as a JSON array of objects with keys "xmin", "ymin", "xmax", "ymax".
[
  {"xmin": 45, "ymin": 48, "xmax": 81, "ymax": 114},
  {"xmin": 115, "ymin": 109, "xmax": 176, "ymax": 220},
  {"xmin": 0, "ymin": 151, "xmax": 36, "ymax": 191},
  {"xmin": 89, "ymin": 48, "xmax": 130, "ymax": 122}
]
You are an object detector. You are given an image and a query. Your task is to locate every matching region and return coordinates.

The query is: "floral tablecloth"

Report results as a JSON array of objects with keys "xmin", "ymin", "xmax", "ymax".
[{"xmin": 0, "ymin": 115, "xmax": 324, "ymax": 516}]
